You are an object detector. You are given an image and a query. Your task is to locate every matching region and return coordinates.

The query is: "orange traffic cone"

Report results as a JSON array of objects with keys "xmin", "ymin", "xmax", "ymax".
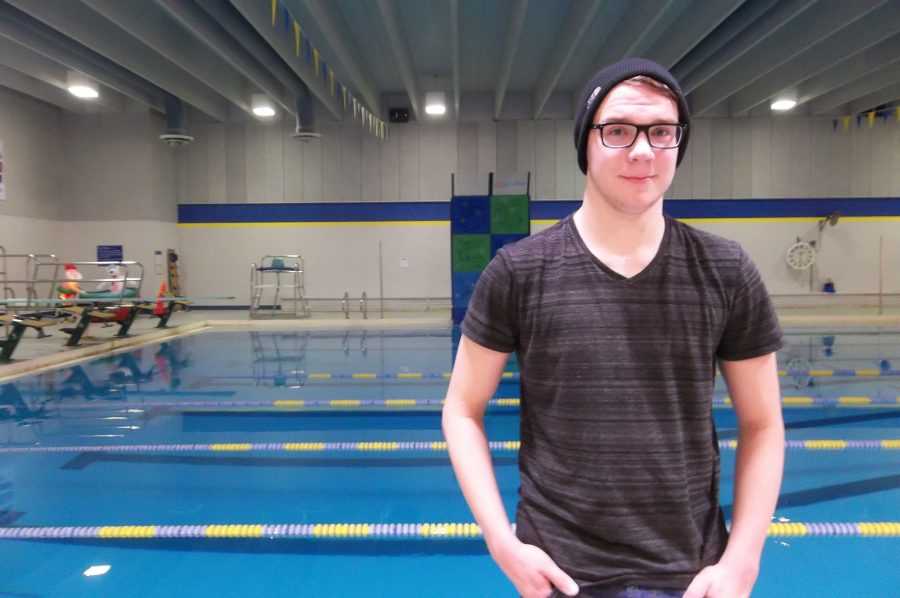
[{"xmin": 153, "ymin": 282, "xmax": 167, "ymax": 316}]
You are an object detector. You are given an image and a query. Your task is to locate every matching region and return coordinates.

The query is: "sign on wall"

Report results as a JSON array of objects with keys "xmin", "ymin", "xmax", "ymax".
[
  {"xmin": 0, "ymin": 139, "xmax": 5, "ymax": 200},
  {"xmin": 97, "ymin": 245, "xmax": 123, "ymax": 261}
]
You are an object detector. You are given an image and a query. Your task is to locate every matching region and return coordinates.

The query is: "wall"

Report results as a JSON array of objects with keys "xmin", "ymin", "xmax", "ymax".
[
  {"xmin": 3, "ymin": 86, "xmax": 899, "ymax": 306},
  {"xmin": 0, "ymin": 91, "xmax": 179, "ymax": 298},
  {"xmin": 178, "ymin": 116, "xmax": 900, "ymax": 203}
]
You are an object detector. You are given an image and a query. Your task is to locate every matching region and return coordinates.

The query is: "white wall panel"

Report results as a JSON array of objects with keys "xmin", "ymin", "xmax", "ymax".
[
  {"xmin": 436, "ymin": 122, "xmax": 458, "ymax": 200},
  {"xmin": 827, "ymin": 126, "xmax": 852, "ymax": 197},
  {"xmin": 418, "ymin": 124, "xmax": 441, "ymax": 200},
  {"xmin": 808, "ymin": 121, "xmax": 831, "ymax": 197},
  {"xmin": 282, "ymin": 125, "xmax": 304, "ymax": 202},
  {"xmin": 476, "ymin": 121, "xmax": 497, "ymax": 173},
  {"xmin": 186, "ymin": 125, "xmax": 208, "ymax": 203},
  {"xmin": 456, "ymin": 122, "xmax": 478, "ymax": 174},
  {"xmin": 380, "ymin": 127, "xmax": 401, "ymax": 201},
  {"xmin": 534, "ymin": 121, "xmax": 556, "ymax": 199},
  {"xmin": 690, "ymin": 119, "xmax": 712, "ymax": 199},
  {"xmin": 554, "ymin": 121, "xmax": 575, "ymax": 200},
  {"xmin": 769, "ymin": 118, "xmax": 792, "ymax": 198},
  {"xmin": 496, "ymin": 121, "xmax": 516, "ymax": 174},
  {"xmin": 265, "ymin": 126, "xmax": 286, "ymax": 202},
  {"xmin": 340, "ymin": 122, "xmax": 362, "ymax": 202},
  {"xmin": 787, "ymin": 119, "xmax": 811, "ymax": 198},
  {"xmin": 244, "ymin": 125, "xmax": 266, "ymax": 203},
  {"xmin": 398, "ymin": 125, "xmax": 420, "ymax": 201},
  {"xmin": 849, "ymin": 125, "xmax": 870, "ymax": 197},
  {"xmin": 360, "ymin": 130, "xmax": 381, "ymax": 202},
  {"xmin": 514, "ymin": 121, "xmax": 535, "ymax": 179},
  {"xmin": 225, "ymin": 125, "xmax": 247, "ymax": 203},
  {"xmin": 730, "ymin": 118, "xmax": 752, "ymax": 198},
  {"xmin": 206, "ymin": 124, "xmax": 227, "ymax": 202},
  {"xmin": 320, "ymin": 122, "xmax": 341, "ymax": 201},
  {"xmin": 750, "ymin": 118, "xmax": 771, "ymax": 197},
  {"xmin": 869, "ymin": 120, "xmax": 893, "ymax": 197},
  {"xmin": 709, "ymin": 119, "xmax": 732, "ymax": 199}
]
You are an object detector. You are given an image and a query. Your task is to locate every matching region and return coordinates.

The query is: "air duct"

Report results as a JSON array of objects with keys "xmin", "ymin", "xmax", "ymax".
[
  {"xmin": 292, "ymin": 83, "xmax": 321, "ymax": 141},
  {"xmin": 159, "ymin": 96, "xmax": 194, "ymax": 146}
]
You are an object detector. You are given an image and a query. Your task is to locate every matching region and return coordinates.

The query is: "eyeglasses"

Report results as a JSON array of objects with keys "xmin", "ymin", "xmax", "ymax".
[{"xmin": 589, "ymin": 123, "xmax": 686, "ymax": 149}]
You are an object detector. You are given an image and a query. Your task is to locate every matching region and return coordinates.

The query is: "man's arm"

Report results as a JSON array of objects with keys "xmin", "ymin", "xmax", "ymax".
[
  {"xmin": 684, "ymin": 351, "xmax": 784, "ymax": 598},
  {"xmin": 442, "ymin": 335, "xmax": 578, "ymax": 598}
]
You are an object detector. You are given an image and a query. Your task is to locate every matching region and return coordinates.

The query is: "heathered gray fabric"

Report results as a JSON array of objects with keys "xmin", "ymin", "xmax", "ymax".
[{"xmin": 461, "ymin": 215, "xmax": 783, "ymax": 588}]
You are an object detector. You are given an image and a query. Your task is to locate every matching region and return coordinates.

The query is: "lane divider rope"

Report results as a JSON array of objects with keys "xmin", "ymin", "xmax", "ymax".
[
  {"xmin": 1, "ymin": 522, "xmax": 897, "ymax": 540},
  {"xmin": 1, "ymin": 440, "xmax": 897, "ymax": 454},
  {"xmin": 213, "ymin": 369, "xmax": 900, "ymax": 381},
  {"xmin": 44, "ymin": 396, "xmax": 900, "ymax": 411}
]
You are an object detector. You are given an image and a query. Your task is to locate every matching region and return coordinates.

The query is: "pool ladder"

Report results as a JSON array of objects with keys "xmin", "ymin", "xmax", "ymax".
[{"xmin": 342, "ymin": 292, "xmax": 368, "ymax": 319}]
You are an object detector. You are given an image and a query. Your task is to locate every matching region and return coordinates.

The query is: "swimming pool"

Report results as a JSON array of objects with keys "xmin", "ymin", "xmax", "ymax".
[{"xmin": 0, "ymin": 327, "xmax": 897, "ymax": 596}]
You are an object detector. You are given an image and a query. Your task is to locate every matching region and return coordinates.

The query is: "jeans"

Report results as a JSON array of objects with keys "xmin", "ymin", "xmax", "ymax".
[{"xmin": 549, "ymin": 584, "xmax": 685, "ymax": 598}]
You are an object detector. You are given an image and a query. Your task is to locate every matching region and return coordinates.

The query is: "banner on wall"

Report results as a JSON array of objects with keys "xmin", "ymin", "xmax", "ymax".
[{"xmin": 0, "ymin": 139, "xmax": 5, "ymax": 200}]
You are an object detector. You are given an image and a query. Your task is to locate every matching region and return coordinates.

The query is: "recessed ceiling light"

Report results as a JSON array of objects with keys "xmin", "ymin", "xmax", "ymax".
[
  {"xmin": 771, "ymin": 99, "xmax": 796, "ymax": 111},
  {"xmin": 251, "ymin": 94, "xmax": 276, "ymax": 118},
  {"xmin": 67, "ymin": 71, "xmax": 99, "ymax": 99},
  {"xmin": 425, "ymin": 91, "xmax": 447, "ymax": 116}
]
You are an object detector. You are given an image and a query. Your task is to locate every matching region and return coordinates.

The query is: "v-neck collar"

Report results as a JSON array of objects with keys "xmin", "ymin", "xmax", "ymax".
[{"xmin": 566, "ymin": 214, "xmax": 671, "ymax": 284}]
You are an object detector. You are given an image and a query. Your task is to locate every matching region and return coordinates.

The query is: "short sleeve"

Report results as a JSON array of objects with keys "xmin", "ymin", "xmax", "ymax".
[
  {"xmin": 717, "ymin": 250, "xmax": 784, "ymax": 361},
  {"xmin": 460, "ymin": 250, "xmax": 518, "ymax": 353}
]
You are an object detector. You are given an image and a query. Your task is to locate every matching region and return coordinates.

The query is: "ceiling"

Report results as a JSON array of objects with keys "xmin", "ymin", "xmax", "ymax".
[{"xmin": 0, "ymin": 0, "xmax": 898, "ymax": 132}]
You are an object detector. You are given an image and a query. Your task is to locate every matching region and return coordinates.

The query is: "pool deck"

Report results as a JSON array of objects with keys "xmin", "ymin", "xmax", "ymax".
[{"xmin": 2, "ymin": 306, "xmax": 900, "ymax": 382}]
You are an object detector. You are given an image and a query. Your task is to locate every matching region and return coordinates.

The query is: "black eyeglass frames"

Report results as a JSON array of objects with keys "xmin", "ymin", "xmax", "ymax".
[{"xmin": 589, "ymin": 123, "xmax": 687, "ymax": 149}]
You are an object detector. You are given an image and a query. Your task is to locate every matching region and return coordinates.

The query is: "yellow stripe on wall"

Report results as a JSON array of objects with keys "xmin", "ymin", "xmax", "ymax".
[{"xmin": 178, "ymin": 221, "xmax": 450, "ymax": 228}]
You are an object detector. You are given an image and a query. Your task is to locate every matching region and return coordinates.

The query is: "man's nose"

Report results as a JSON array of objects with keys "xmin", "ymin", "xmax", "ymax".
[{"xmin": 628, "ymin": 130, "xmax": 654, "ymax": 159}]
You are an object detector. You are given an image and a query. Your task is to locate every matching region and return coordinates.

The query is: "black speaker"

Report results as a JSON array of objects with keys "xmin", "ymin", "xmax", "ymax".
[{"xmin": 389, "ymin": 108, "xmax": 409, "ymax": 123}]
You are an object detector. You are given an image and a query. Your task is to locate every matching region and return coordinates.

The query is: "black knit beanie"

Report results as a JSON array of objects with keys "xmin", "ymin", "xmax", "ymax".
[{"xmin": 574, "ymin": 58, "xmax": 691, "ymax": 174}]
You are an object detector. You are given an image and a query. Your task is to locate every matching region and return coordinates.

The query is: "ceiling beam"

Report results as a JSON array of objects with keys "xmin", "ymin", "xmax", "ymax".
[
  {"xmin": 301, "ymin": 0, "xmax": 380, "ymax": 116},
  {"xmin": 689, "ymin": 0, "xmax": 889, "ymax": 116},
  {"xmin": 227, "ymin": 0, "xmax": 343, "ymax": 120},
  {"xmin": 5, "ymin": 0, "xmax": 230, "ymax": 121},
  {"xmin": 79, "ymin": 0, "xmax": 252, "ymax": 112},
  {"xmin": 589, "ymin": 0, "xmax": 679, "ymax": 68},
  {"xmin": 728, "ymin": 4, "xmax": 900, "ymax": 115},
  {"xmin": 494, "ymin": 0, "xmax": 527, "ymax": 120},
  {"xmin": 0, "ymin": 2, "xmax": 163, "ymax": 111},
  {"xmin": 0, "ymin": 36, "xmax": 126, "ymax": 112},
  {"xmin": 643, "ymin": 0, "xmax": 744, "ymax": 68},
  {"xmin": 373, "ymin": 0, "xmax": 420, "ymax": 119},
  {"xmin": 796, "ymin": 37, "xmax": 900, "ymax": 106},
  {"xmin": 0, "ymin": 62, "xmax": 83, "ymax": 111},
  {"xmin": 450, "ymin": 0, "xmax": 460, "ymax": 117},
  {"xmin": 532, "ymin": 0, "xmax": 600, "ymax": 119},
  {"xmin": 675, "ymin": 0, "xmax": 815, "ymax": 92},
  {"xmin": 155, "ymin": 0, "xmax": 293, "ymax": 113},
  {"xmin": 809, "ymin": 61, "xmax": 900, "ymax": 115},
  {"xmin": 849, "ymin": 82, "xmax": 900, "ymax": 116}
]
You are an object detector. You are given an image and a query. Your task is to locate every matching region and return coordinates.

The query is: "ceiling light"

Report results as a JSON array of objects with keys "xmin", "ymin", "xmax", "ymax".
[
  {"xmin": 251, "ymin": 94, "xmax": 276, "ymax": 118},
  {"xmin": 771, "ymin": 99, "xmax": 796, "ymax": 111},
  {"xmin": 67, "ymin": 71, "xmax": 99, "ymax": 99},
  {"xmin": 424, "ymin": 91, "xmax": 446, "ymax": 116}
]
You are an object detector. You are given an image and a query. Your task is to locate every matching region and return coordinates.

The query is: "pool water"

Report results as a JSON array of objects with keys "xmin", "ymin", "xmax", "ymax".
[{"xmin": 0, "ymin": 328, "xmax": 897, "ymax": 597}]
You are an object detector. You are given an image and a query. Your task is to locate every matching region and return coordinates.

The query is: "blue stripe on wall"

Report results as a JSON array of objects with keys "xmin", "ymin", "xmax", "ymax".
[
  {"xmin": 179, "ymin": 198, "xmax": 900, "ymax": 224},
  {"xmin": 178, "ymin": 202, "xmax": 450, "ymax": 223}
]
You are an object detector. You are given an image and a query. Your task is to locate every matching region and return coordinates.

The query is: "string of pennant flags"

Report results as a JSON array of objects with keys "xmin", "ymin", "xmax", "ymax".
[
  {"xmin": 832, "ymin": 107, "xmax": 900, "ymax": 131},
  {"xmin": 270, "ymin": 0, "xmax": 388, "ymax": 140}
]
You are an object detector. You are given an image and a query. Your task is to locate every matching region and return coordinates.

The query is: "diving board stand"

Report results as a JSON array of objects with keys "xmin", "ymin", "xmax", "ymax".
[{"xmin": 0, "ymin": 314, "xmax": 57, "ymax": 361}]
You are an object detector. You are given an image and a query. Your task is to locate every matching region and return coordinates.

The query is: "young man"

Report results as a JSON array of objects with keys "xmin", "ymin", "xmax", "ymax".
[{"xmin": 443, "ymin": 58, "xmax": 784, "ymax": 598}]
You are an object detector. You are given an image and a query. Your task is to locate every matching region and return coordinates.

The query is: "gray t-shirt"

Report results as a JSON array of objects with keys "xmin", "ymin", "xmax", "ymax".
[{"xmin": 461, "ymin": 214, "xmax": 783, "ymax": 589}]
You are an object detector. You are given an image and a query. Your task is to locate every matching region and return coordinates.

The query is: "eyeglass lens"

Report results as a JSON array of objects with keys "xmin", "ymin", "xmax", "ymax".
[{"xmin": 601, "ymin": 124, "xmax": 682, "ymax": 148}]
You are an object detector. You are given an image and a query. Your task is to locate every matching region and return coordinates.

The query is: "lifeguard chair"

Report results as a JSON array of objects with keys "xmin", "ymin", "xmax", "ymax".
[{"xmin": 249, "ymin": 255, "xmax": 310, "ymax": 318}]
